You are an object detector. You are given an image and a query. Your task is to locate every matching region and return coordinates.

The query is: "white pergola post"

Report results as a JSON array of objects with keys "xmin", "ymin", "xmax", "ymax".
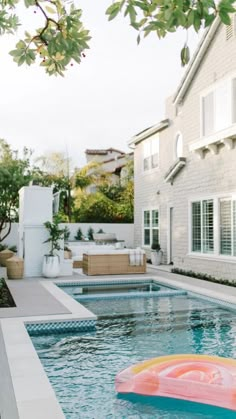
[{"xmin": 18, "ymin": 186, "xmax": 54, "ymax": 277}]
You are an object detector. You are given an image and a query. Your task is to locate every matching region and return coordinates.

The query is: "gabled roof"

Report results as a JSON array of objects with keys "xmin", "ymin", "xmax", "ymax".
[
  {"xmin": 85, "ymin": 148, "xmax": 125, "ymax": 155},
  {"xmin": 128, "ymin": 119, "xmax": 169, "ymax": 147},
  {"xmin": 173, "ymin": 17, "xmax": 221, "ymax": 105}
]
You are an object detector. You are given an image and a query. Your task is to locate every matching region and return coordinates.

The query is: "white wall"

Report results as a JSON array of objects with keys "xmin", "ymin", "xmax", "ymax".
[
  {"xmin": 63, "ymin": 223, "xmax": 134, "ymax": 248},
  {"xmin": 2, "ymin": 223, "xmax": 135, "ymax": 250}
]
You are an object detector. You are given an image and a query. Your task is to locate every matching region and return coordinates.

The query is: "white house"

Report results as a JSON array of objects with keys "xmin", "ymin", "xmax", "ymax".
[{"xmin": 129, "ymin": 17, "xmax": 236, "ymax": 281}]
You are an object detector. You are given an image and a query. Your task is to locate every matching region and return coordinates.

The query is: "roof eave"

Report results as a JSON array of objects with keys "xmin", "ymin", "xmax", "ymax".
[
  {"xmin": 173, "ymin": 18, "xmax": 221, "ymax": 105},
  {"xmin": 128, "ymin": 119, "xmax": 169, "ymax": 147}
]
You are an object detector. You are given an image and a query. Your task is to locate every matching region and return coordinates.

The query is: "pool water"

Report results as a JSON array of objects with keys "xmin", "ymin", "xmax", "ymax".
[
  {"xmin": 31, "ymin": 294, "xmax": 236, "ymax": 419},
  {"xmin": 60, "ymin": 279, "xmax": 175, "ymax": 298}
]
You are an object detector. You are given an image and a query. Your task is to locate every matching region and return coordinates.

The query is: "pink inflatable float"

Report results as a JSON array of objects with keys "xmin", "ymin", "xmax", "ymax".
[{"xmin": 115, "ymin": 354, "xmax": 236, "ymax": 410}]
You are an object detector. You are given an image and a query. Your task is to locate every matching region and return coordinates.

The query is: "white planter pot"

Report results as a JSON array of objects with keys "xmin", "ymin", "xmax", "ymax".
[
  {"xmin": 42, "ymin": 255, "xmax": 60, "ymax": 278},
  {"xmin": 151, "ymin": 250, "xmax": 162, "ymax": 266}
]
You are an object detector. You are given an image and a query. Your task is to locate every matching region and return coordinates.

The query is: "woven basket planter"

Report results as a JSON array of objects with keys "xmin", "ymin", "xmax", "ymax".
[
  {"xmin": 0, "ymin": 249, "xmax": 14, "ymax": 267},
  {"xmin": 6, "ymin": 256, "xmax": 24, "ymax": 279},
  {"xmin": 64, "ymin": 250, "xmax": 72, "ymax": 259}
]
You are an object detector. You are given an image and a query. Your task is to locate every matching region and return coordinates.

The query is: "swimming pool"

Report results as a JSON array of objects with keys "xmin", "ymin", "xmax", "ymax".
[
  {"xmin": 30, "ymin": 289, "xmax": 236, "ymax": 419},
  {"xmin": 58, "ymin": 279, "xmax": 186, "ymax": 302}
]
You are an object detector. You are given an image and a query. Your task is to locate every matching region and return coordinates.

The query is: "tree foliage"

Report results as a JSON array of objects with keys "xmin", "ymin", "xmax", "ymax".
[
  {"xmin": 75, "ymin": 160, "xmax": 134, "ymax": 223},
  {"xmin": 0, "ymin": 139, "xmax": 32, "ymax": 242},
  {"xmin": 0, "ymin": 0, "xmax": 235, "ymax": 74},
  {"xmin": 4, "ymin": 0, "xmax": 90, "ymax": 76},
  {"xmin": 106, "ymin": 0, "xmax": 236, "ymax": 66}
]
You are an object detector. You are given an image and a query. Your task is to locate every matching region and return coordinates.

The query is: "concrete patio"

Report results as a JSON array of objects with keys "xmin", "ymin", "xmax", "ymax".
[{"xmin": 2, "ymin": 266, "xmax": 236, "ymax": 320}]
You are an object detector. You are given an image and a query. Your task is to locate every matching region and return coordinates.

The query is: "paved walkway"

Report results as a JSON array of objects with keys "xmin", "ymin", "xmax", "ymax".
[
  {"xmin": 0, "ymin": 277, "xmax": 71, "ymax": 318},
  {"xmin": 1, "ymin": 267, "xmax": 236, "ymax": 319}
]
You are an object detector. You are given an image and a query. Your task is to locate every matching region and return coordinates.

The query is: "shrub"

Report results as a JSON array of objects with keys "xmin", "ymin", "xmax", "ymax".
[
  {"xmin": 74, "ymin": 227, "xmax": 83, "ymax": 241},
  {"xmin": 171, "ymin": 267, "xmax": 236, "ymax": 287},
  {"xmin": 151, "ymin": 241, "xmax": 161, "ymax": 251},
  {"xmin": 64, "ymin": 226, "xmax": 70, "ymax": 241},
  {"xmin": 87, "ymin": 227, "xmax": 94, "ymax": 241}
]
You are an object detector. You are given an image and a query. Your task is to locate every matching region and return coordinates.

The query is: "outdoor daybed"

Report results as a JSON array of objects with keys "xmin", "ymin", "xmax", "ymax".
[{"xmin": 82, "ymin": 248, "xmax": 146, "ymax": 275}]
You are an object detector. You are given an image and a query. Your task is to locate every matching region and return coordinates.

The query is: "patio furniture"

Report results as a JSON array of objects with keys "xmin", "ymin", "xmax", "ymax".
[
  {"xmin": 69, "ymin": 243, "xmax": 116, "ymax": 269},
  {"xmin": 82, "ymin": 249, "xmax": 146, "ymax": 275}
]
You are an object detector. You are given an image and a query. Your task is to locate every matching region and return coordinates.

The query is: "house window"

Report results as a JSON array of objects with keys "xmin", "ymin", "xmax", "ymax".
[
  {"xmin": 191, "ymin": 195, "xmax": 236, "ymax": 257},
  {"xmin": 220, "ymin": 199, "xmax": 236, "ymax": 256},
  {"xmin": 201, "ymin": 79, "xmax": 235, "ymax": 137},
  {"xmin": 143, "ymin": 209, "xmax": 159, "ymax": 246},
  {"xmin": 143, "ymin": 136, "xmax": 159, "ymax": 171},
  {"xmin": 175, "ymin": 133, "xmax": 183, "ymax": 158},
  {"xmin": 191, "ymin": 199, "xmax": 214, "ymax": 254}
]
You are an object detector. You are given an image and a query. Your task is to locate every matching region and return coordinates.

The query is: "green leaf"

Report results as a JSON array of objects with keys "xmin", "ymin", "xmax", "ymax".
[
  {"xmin": 9, "ymin": 49, "xmax": 23, "ymax": 57},
  {"xmin": 106, "ymin": 2, "xmax": 121, "ymax": 16},
  {"xmin": 193, "ymin": 11, "xmax": 201, "ymax": 32},
  {"xmin": 18, "ymin": 55, "xmax": 26, "ymax": 66},
  {"xmin": 45, "ymin": 5, "xmax": 56, "ymax": 14},
  {"xmin": 16, "ymin": 40, "xmax": 26, "ymax": 49},
  {"xmin": 204, "ymin": 13, "xmax": 215, "ymax": 27},
  {"xmin": 180, "ymin": 45, "xmax": 190, "ymax": 66},
  {"xmin": 133, "ymin": 1, "xmax": 149, "ymax": 12},
  {"xmin": 219, "ymin": 10, "xmax": 231, "ymax": 25}
]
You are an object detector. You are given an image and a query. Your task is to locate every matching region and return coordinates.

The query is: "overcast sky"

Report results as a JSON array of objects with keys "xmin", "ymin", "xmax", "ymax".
[{"xmin": 0, "ymin": 0, "xmax": 200, "ymax": 167}]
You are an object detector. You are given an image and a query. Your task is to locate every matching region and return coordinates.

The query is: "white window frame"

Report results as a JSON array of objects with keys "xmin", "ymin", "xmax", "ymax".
[
  {"xmin": 142, "ymin": 135, "xmax": 159, "ymax": 174},
  {"xmin": 200, "ymin": 76, "xmax": 235, "ymax": 138},
  {"xmin": 142, "ymin": 207, "xmax": 159, "ymax": 247},
  {"xmin": 188, "ymin": 192, "xmax": 236, "ymax": 262},
  {"xmin": 174, "ymin": 131, "xmax": 183, "ymax": 159}
]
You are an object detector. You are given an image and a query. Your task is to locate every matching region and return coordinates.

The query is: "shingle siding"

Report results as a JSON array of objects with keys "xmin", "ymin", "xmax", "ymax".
[{"xmin": 134, "ymin": 22, "xmax": 236, "ymax": 281}]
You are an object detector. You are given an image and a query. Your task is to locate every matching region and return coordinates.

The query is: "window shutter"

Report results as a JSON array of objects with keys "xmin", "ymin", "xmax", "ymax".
[
  {"xmin": 192, "ymin": 202, "xmax": 201, "ymax": 252},
  {"xmin": 143, "ymin": 141, "xmax": 150, "ymax": 171},
  {"xmin": 233, "ymin": 201, "xmax": 236, "ymax": 256},
  {"xmin": 202, "ymin": 199, "xmax": 214, "ymax": 253},
  {"xmin": 202, "ymin": 92, "xmax": 214, "ymax": 136},
  {"xmin": 151, "ymin": 137, "xmax": 159, "ymax": 168},
  {"xmin": 215, "ymin": 82, "xmax": 230, "ymax": 131},
  {"xmin": 220, "ymin": 199, "xmax": 232, "ymax": 255},
  {"xmin": 232, "ymin": 79, "xmax": 236, "ymax": 123}
]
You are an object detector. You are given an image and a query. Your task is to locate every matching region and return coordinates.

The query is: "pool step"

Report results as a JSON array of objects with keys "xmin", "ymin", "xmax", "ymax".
[{"xmin": 100, "ymin": 308, "xmax": 234, "ymax": 335}]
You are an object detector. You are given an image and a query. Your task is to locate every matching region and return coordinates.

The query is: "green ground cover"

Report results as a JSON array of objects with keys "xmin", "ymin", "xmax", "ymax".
[{"xmin": 0, "ymin": 278, "xmax": 16, "ymax": 308}]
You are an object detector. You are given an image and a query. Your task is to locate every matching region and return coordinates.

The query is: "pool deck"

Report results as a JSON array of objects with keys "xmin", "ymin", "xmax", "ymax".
[
  {"xmin": 1, "ymin": 267, "xmax": 236, "ymax": 419},
  {"xmin": 2, "ymin": 266, "xmax": 236, "ymax": 319}
]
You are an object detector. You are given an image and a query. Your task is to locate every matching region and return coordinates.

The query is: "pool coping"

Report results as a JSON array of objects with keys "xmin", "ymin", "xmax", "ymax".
[{"xmin": 2, "ymin": 274, "xmax": 236, "ymax": 419}]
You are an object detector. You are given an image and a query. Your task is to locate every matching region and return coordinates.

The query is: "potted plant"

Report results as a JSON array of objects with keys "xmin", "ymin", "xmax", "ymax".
[
  {"xmin": 64, "ymin": 245, "xmax": 72, "ymax": 259},
  {"xmin": 151, "ymin": 241, "xmax": 162, "ymax": 265},
  {"xmin": 42, "ymin": 220, "xmax": 65, "ymax": 278}
]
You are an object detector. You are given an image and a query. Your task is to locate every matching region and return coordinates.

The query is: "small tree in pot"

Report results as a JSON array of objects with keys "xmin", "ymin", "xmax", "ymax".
[
  {"xmin": 42, "ymin": 220, "xmax": 65, "ymax": 278},
  {"xmin": 151, "ymin": 240, "xmax": 162, "ymax": 266}
]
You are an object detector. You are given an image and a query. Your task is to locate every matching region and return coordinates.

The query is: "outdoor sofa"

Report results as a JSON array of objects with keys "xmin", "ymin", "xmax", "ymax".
[{"xmin": 82, "ymin": 248, "xmax": 146, "ymax": 275}]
